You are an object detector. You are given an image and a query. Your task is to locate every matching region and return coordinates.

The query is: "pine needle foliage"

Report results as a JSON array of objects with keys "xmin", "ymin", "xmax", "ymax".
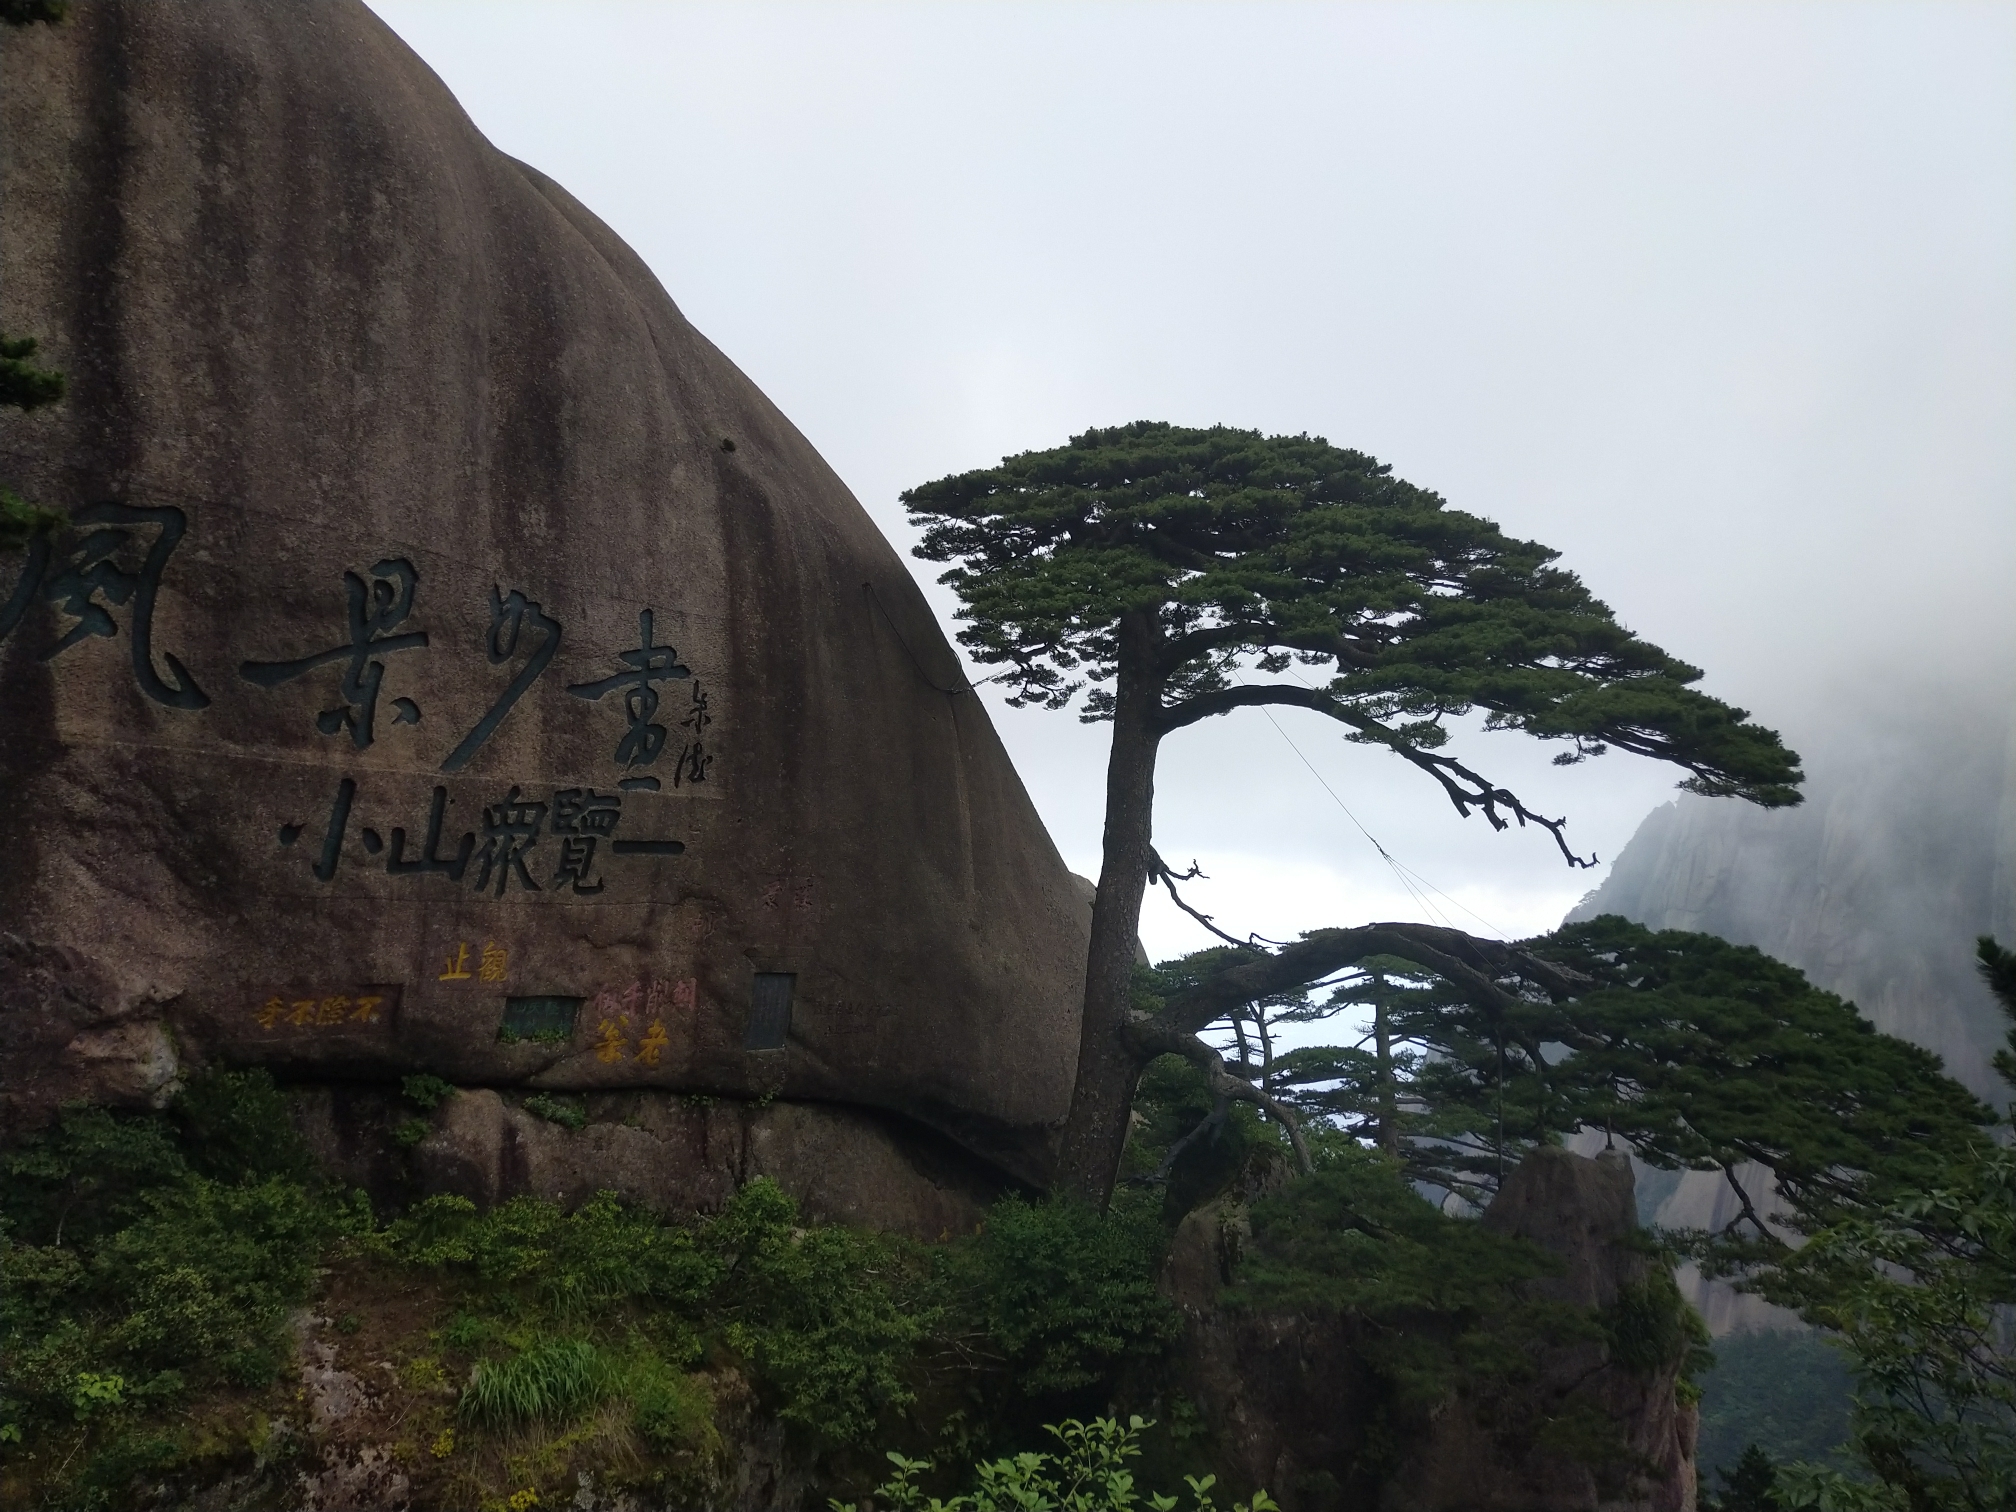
[
  {"xmin": 903, "ymin": 421, "xmax": 1803, "ymax": 1202},
  {"xmin": 904, "ymin": 422, "xmax": 1802, "ymax": 800}
]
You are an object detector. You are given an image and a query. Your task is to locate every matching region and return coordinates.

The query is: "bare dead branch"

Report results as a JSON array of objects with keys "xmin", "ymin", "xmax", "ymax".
[{"xmin": 1148, "ymin": 848, "xmax": 1288, "ymax": 949}]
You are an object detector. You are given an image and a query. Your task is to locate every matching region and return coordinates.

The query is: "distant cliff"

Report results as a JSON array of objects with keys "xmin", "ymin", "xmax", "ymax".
[
  {"xmin": 1569, "ymin": 700, "xmax": 2016, "ymax": 1099},
  {"xmin": 1565, "ymin": 697, "xmax": 2016, "ymax": 1332}
]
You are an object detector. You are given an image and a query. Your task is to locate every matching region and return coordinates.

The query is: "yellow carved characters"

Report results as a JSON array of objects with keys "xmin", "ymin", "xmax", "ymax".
[
  {"xmin": 589, "ymin": 977, "xmax": 693, "ymax": 1067},
  {"xmin": 439, "ymin": 940, "xmax": 508, "ymax": 982},
  {"xmin": 252, "ymin": 992, "xmax": 386, "ymax": 1031}
]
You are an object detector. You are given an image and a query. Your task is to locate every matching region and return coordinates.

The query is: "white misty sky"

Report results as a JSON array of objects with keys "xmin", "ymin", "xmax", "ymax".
[{"xmin": 368, "ymin": 0, "xmax": 2015, "ymax": 963}]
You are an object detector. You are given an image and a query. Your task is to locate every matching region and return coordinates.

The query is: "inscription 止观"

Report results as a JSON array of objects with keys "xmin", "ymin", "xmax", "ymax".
[{"xmin": 439, "ymin": 939, "xmax": 509, "ymax": 982}]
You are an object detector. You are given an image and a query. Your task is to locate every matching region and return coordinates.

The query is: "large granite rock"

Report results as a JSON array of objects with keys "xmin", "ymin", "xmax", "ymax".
[
  {"xmin": 0, "ymin": 2, "xmax": 1086, "ymax": 1182},
  {"xmin": 1161, "ymin": 1148, "xmax": 1697, "ymax": 1512}
]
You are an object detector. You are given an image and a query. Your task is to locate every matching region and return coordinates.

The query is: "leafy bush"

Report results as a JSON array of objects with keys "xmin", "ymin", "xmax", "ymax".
[
  {"xmin": 945, "ymin": 1192, "xmax": 1178, "ymax": 1396},
  {"xmin": 387, "ymin": 1180, "xmax": 921, "ymax": 1447},
  {"xmin": 172, "ymin": 1068, "xmax": 312, "ymax": 1182},
  {"xmin": 1232, "ymin": 1144, "xmax": 1571, "ymax": 1407},
  {"xmin": 0, "ymin": 1072, "xmax": 351, "ymax": 1467},
  {"xmin": 521, "ymin": 1092, "xmax": 587, "ymax": 1130},
  {"xmin": 402, "ymin": 1074, "xmax": 458, "ymax": 1110},
  {"xmin": 707, "ymin": 1180, "xmax": 928, "ymax": 1443},
  {"xmin": 834, "ymin": 1415, "xmax": 1278, "ymax": 1512}
]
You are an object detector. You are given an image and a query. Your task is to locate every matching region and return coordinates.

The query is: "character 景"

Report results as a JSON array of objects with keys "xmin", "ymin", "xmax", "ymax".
[{"xmin": 240, "ymin": 558, "xmax": 426, "ymax": 746}]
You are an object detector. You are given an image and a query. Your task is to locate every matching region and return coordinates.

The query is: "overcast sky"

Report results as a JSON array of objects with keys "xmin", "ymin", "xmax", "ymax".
[{"xmin": 369, "ymin": 0, "xmax": 2015, "ymax": 961}]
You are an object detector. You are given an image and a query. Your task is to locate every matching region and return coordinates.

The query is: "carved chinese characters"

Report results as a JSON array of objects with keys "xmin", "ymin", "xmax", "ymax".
[{"xmin": 1, "ymin": 515, "xmax": 719, "ymax": 902}]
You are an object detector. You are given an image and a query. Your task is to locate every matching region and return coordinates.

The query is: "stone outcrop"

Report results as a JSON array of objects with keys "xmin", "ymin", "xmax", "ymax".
[
  {"xmin": 293, "ymin": 1084, "xmax": 1001, "ymax": 1240},
  {"xmin": 1383, "ymin": 1149, "xmax": 1698, "ymax": 1512},
  {"xmin": 0, "ymin": 1, "xmax": 1087, "ymax": 1186},
  {"xmin": 1160, "ymin": 1152, "xmax": 1385, "ymax": 1512},
  {"xmin": 1164, "ymin": 1148, "xmax": 1698, "ymax": 1512},
  {"xmin": 1569, "ymin": 703, "xmax": 2016, "ymax": 1100}
]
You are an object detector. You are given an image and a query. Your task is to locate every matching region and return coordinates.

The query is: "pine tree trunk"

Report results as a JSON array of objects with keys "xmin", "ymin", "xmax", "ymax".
[{"xmin": 1053, "ymin": 632, "xmax": 1164, "ymax": 1206}]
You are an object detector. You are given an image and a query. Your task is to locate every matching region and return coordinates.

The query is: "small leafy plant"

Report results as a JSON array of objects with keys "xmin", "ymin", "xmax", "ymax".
[
  {"xmin": 832, "ymin": 1415, "xmax": 1279, "ymax": 1512},
  {"xmin": 520, "ymin": 1093, "xmax": 588, "ymax": 1131}
]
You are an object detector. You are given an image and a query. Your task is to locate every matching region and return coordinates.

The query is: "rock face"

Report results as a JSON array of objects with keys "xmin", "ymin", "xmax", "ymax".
[
  {"xmin": 1161, "ymin": 1148, "xmax": 1695, "ymax": 1512},
  {"xmin": 293, "ymin": 1085, "xmax": 1000, "ymax": 1240},
  {"xmin": 1569, "ymin": 701, "xmax": 2016, "ymax": 1332},
  {"xmin": 1569, "ymin": 703, "xmax": 2016, "ymax": 1100},
  {"xmin": 1160, "ymin": 1153, "xmax": 1385, "ymax": 1512},
  {"xmin": 1384, "ymin": 1149, "xmax": 1698, "ymax": 1512},
  {"xmin": 0, "ymin": 2, "xmax": 1087, "ymax": 1183}
]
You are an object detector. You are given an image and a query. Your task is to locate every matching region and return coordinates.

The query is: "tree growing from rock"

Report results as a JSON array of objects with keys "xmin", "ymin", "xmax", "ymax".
[
  {"xmin": 1145, "ymin": 918, "xmax": 1991, "ymax": 1221},
  {"xmin": 903, "ymin": 422, "xmax": 1803, "ymax": 1202}
]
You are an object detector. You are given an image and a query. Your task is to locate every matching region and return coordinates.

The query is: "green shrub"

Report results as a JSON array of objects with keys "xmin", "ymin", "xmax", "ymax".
[
  {"xmin": 0, "ymin": 1098, "xmax": 346, "ymax": 1452},
  {"xmin": 172, "ymin": 1069, "xmax": 311, "ymax": 1182},
  {"xmin": 1233, "ymin": 1144, "xmax": 1573, "ymax": 1407},
  {"xmin": 402, "ymin": 1074, "xmax": 458, "ymax": 1110},
  {"xmin": 624, "ymin": 1351, "xmax": 712, "ymax": 1449},
  {"xmin": 834, "ymin": 1415, "xmax": 1279, "ymax": 1512},
  {"xmin": 1, "ymin": 1104, "xmax": 189, "ymax": 1247},
  {"xmin": 710, "ymin": 1180, "xmax": 929, "ymax": 1443},
  {"xmin": 521, "ymin": 1093, "xmax": 587, "ymax": 1130},
  {"xmin": 947, "ymin": 1191, "xmax": 1178, "ymax": 1396}
]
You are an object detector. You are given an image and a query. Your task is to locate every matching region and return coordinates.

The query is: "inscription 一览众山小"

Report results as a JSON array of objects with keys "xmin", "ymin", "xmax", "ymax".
[{"xmin": 276, "ymin": 781, "xmax": 686, "ymax": 888}]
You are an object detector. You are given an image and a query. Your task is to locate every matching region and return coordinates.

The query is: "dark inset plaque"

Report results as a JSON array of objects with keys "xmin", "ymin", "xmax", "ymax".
[
  {"xmin": 745, "ymin": 972, "xmax": 794, "ymax": 1051},
  {"xmin": 498, "ymin": 995, "xmax": 583, "ymax": 1044}
]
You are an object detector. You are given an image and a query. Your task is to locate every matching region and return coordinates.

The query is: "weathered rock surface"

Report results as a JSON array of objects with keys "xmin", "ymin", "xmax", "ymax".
[
  {"xmin": 1384, "ymin": 1148, "xmax": 1697, "ymax": 1512},
  {"xmin": 0, "ymin": 1, "xmax": 1086, "ymax": 1182},
  {"xmin": 293, "ymin": 1084, "xmax": 1002, "ymax": 1239},
  {"xmin": 1165, "ymin": 1148, "xmax": 1698, "ymax": 1512},
  {"xmin": 1160, "ymin": 1154, "xmax": 1384, "ymax": 1512},
  {"xmin": 1570, "ymin": 704, "xmax": 2016, "ymax": 1099}
]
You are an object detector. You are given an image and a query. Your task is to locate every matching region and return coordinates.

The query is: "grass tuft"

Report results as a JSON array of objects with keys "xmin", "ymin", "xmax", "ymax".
[{"xmin": 460, "ymin": 1339, "xmax": 613, "ymax": 1430}]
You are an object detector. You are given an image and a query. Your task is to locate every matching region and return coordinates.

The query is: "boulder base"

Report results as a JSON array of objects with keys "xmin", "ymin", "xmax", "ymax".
[{"xmin": 294, "ymin": 1084, "xmax": 1004, "ymax": 1240}]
